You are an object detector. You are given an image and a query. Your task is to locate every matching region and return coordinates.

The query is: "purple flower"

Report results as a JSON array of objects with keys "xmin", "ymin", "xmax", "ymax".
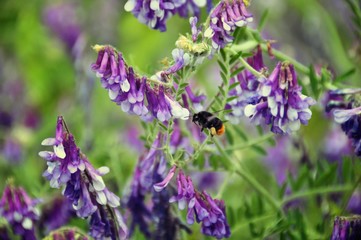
[
  {"xmin": 39, "ymin": 196, "xmax": 75, "ymax": 234},
  {"xmin": 154, "ymin": 165, "xmax": 177, "ymax": 192},
  {"xmin": 43, "ymin": 3, "xmax": 83, "ymax": 56},
  {"xmin": 184, "ymin": 85, "xmax": 206, "ymax": 112},
  {"xmin": 226, "ymin": 46, "xmax": 265, "ymax": 124},
  {"xmin": 164, "ymin": 48, "xmax": 190, "ymax": 75},
  {"xmin": 124, "ymin": 0, "xmax": 209, "ymax": 31},
  {"xmin": 205, "ymin": 0, "xmax": 253, "ymax": 50},
  {"xmin": 2, "ymin": 138, "xmax": 22, "ymax": 164},
  {"xmin": 91, "ymin": 45, "xmax": 189, "ymax": 121},
  {"xmin": 331, "ymin": 216, "xmax": 361, "ymax": 240},
  {"xmin": 190, "ymin": 17, "xmax": 199, "ymax": 42},
  {"xmin": 0, "ymin": 183, "xmax": 40, "ymax": 240},
  {"xmin": 347, "ymin": 191, "xmax": 361, "ymax": 215},
  {"xmin": 39, "ymin": 116, "xmax": 127, "ymax": 239},
  {"xmin": 124, "ymin": 134, "xmax": 164, "ymax": 237},
  {"xmin": 264, "ymin": 136, "xmax": 297, "ymax": 185},
  {"xmin": 245, "ymin": 62, "xmax": 315, "ymax": 134},
  {"xmin": 326, "ymin": 89, "xmax": 361, "ymax": 156},
  {"xmin": 322, "ymin": 125, "xmax": 352, "ymax": 162},
  {"xmin": 169, "ymin": 171, "xmax": 231, "ymax": 239}
]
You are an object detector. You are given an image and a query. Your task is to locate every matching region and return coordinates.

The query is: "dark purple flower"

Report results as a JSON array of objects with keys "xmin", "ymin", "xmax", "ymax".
[
  {"xmin": 331, "ymin": 216, "xmax": 361, "ymax": 240},
  {"xmin": 184, "ymin": 85, "xmax": 206, "ymax": 112},
  {"xmin": 327, "ymin": 89, "xmax": 361, "ymax": 156},
  {"xmin": 245, "ymin": 62, "xmax": 315, "ymax": 134},
  {"xmin": 124, "ymin": 134, "xmax": 164, "ymax": 237},
  {"xmin": 205, "ymin": 0, "xmax": 253, "ymax": 50},
  {"xmin": 226, "ymin": 46, "xmax": 265, "ymax": 124},
  {"xmin": 169, "ymin": 171, "xmax": 231, "ymax": 239},
  {"xmin": 0, "ymin": 183, "xmax": 40, "ymax": 240},
  {"xmin": 0, "ymin": 111, "xmax": 13, "ymax": 129},
  {"xmin": 39, "ymin": 196, "xmax": 75, "ymax": 234},
  {"xmin": 39, "ymin": 116, "xmax": 127, "ymax": 239}
]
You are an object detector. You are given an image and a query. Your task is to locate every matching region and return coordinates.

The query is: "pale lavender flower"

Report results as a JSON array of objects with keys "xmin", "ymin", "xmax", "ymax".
[
  {"xmin": 39, "ymin": 116, "xmax": 127, "ymax": 239},
  {"xmin": 323, "ymin": 125, "xmax": 352, "ymax": 162},
  {"xmin": 190, "ymin": 17, "xmax": 199, "ymax": 42},
  {"xmin": 245, "ymin": 62, "xmax": 315, "ymax": 134},
  {"xmin": 154, "ymin": 165, "xmax": 177, "ymax": 192},
  {"xmin": 204, "ymin": 0, "xmax": 253, "ymax": 50},
  {"xmin": 2, "ymin": 138, "xmax": 22, "ymax": 164},
  {"xmin": 0, "ymin": 183, "xmax": 40, "ymax": 240},
  {"xmin": 184, "ymin": 86, "xmax": 206, "ymax": 112},
  {"xmin": 164, "ymin": 48, "xmax": 190, "ymax": 75}
]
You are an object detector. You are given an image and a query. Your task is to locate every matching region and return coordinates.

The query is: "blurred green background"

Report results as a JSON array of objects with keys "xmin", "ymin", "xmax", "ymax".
[{"xmin": 0, "ymin": 0, "xmax": 360, "ymax": 239}]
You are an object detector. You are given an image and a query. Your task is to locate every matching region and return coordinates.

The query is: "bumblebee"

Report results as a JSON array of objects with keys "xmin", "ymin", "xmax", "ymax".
[{"xmin": 192, "ymin": 111, "xmax": 225, "ymax": 137}]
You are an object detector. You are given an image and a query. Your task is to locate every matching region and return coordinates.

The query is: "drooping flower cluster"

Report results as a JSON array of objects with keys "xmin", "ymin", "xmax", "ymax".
[
  {"xmin": 0, "ymin": 183, "xmax": 40, "ymax": 240},
  {"xmin": 124, "ymin": 134, "xmax": 164, "ymax": 237},
  {"xmin": 154, "ymin": 169, "xmax": 231, "ymax": 239},
  {"xmin": 326, "ymin": 88, "xmax": 361, "ymax": 156},
  {"xmin": 124, "ymin": 0, "xmax": 211, "ymax": 32},
  {"xmin": 244, "ymin": 61, "xmax": 315, "ymax": 134},
  {"xmin": 38, "ymin": 116, "xmax": 127, "ymax": 239},
  {"xmin": 331, "ymin": 216, "xmax": 361, "ymax": 240},
  {"xmin": 91, "ymin": 45, "xmax": 189, "ymax": 122},
  {"xmin": 204, "ymin": 0, "xmax": 253, "ymax": 51},
  {"xmin": 226, "ymin": 46, "xmax": 265, "ymax": 124}
]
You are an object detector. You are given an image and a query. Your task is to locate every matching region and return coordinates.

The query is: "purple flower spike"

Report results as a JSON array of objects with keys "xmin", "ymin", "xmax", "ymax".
[
  {"xmin": 39, "ymin": 116, "xmax": 127, "ymax": 240},
  {"xmin": 153, "ymin": 165, "xmax": 177, "ymax": 192},
  {"xmin": 124, "ymin": 0, "xmax": 209, "ymax": 31},
  {"xmin": 92, "ymin": 45, "xmax": 190, "ymax": 122},
  {"xmin": 0, "ymin": 183, "xmax": 40, "ymax": 240},
  {"xmin": 245, "ymin": 62, "xmax": 315, "ymax": 134},
  {"xmin": 170, "ymin": 171, "xmax": 231, "ymax": 239},
  {"xmin": 205, "ymin": 0, "xmax": 253, "ymax": 51},
  {"xmin": 190, "ymin": 17, "xmax": 199, "ymax": 42},
  {"xmin": 226, "ymin": 47, "xmax": 265, "ymax": 124}
]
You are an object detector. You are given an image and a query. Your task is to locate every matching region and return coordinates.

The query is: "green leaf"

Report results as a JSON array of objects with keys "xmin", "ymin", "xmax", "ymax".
[
  {"xmin": 217, "ymin": 59, "xmax": 228, "ymax": 75},
  {"xmin": 251, "ymin": 145, "xmax": 267, "ymax": 155},
  {"xmin": 230, "ymin": 66, "xmax": 245, "ymax": 78},
  {"xmin": 218, "ymin": 85, "xmax": 226, "ymax": 97},
  {"xmin": 229, "ymin": 81, "xmax": 240, "ymax": 91},
  {"xmin": 157, "ymin": 122, "xmax": 168, "ymax": 131},
  {"xmin": 226, "ymin": 96, "xmax": 238, "ymax": 103},
  {"xmin": 258, "ymin": 9, "xmax": 269, "ymax": 31},
  {"xmin": 232, "ymin": 125, "xmax": 248, "ymax": 141},
  {"xmin": 229, "ymin": 51, "xmax": 243, "ymax": 65},
  {"xmin": 220, "ymin": 71, "xmax": 228, "ymax": 84},
  {"xmin": 220, "ymin": 48, "xmax": 227, "ymax": 61},
  {"xmin": 333, "ymin": 68, "xmax": 356, "ymax": 83}
]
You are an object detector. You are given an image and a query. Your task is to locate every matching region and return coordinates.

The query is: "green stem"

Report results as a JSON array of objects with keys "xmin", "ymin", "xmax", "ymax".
[
  {"xmin": 147, "ymin": 76, "xmax": 173, "ymax": 87},
  {"xmin": 213, "ymin": 139, "xmax": 281, "ymax": 212},
  {"xmin": 281, "ymin": 185, "xmax": 354, "ymax": 206},
  {"xmin": 232, "ymin": 214, "xmax": 277, "ymax": 234},
  {"xmin": 226, "ymin": 48, "xmax": 264, "ymax": 78},
  {"xmin": 224, "ymin": 133, "xmax": 273, "ymax": 152}
]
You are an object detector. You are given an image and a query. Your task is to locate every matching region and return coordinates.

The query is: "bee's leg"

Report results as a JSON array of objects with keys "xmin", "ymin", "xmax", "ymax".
[
  {"xmin": 201, "ymin": 127, "xmax": 204, "ymax": 132},
  {"xmin": 210, "ymin": 127, "xmax": 217, "ymax": 137}
]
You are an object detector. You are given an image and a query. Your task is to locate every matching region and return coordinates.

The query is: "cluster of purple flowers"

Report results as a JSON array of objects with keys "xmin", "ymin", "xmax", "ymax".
[
  {"xmin": 331, "ymin": 216, "xmax": 361, "ymax": 239},
  {"xmin": 154, "ymin": 169, "xmax": 231, "ymax": 239},
  {"xmin": 242, "ymin": 60, "xmax": 315, "ymax": 134},
  {"xmin": 326, "ymin": 88, "xmax": 361, "ymax": 156},
  {"xmin": 204, "ymin": 0, "xmax": 253, "ymax": 50},
  {"xmin": 226, "ymin": 47, "xmax": 265, "ymax": 124},
  {"xmin": 91, "ymin": 45, "xmax": 189, "ymax": 122},
  {"xmin": 0, "ymin": 183, "xmax": 40, "ymax": 240},
  {"xmin": 124, "ymin": 0, "xmax": 211, "ymax": 31},
  {"xmin": 39, "ymin": 116, "xmax": 127, "ymax": 239}
]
